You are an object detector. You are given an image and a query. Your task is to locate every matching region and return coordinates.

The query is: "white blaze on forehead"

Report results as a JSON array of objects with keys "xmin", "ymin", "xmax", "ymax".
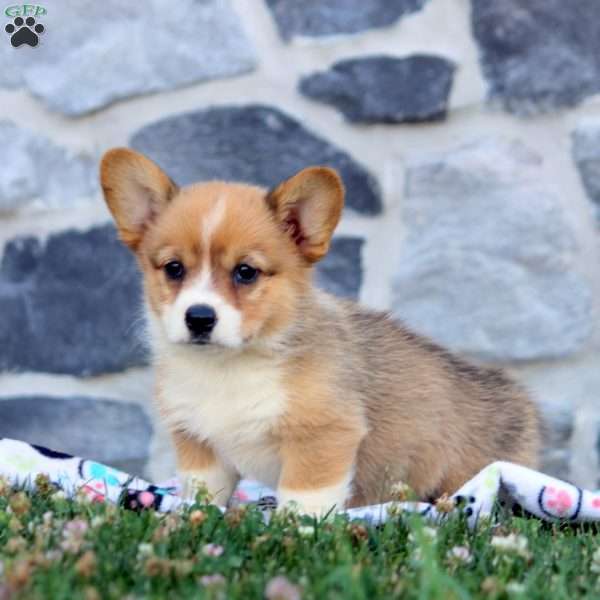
[
  {"xmin": 160, "ymin": 194, "xmax": 242, "ymax": 347},
  {"xmin": 201, "ymin": 194, "xmax": 227, "ymax": 259}
]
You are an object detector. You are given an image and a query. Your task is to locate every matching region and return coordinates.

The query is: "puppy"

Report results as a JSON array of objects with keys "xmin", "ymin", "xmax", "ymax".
[{"xmin": 100, "ymin": 148, "xmax": 540, "ymax": 514}]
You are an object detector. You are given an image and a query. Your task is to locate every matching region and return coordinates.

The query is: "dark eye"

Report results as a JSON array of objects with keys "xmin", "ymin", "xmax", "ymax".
[
  {"xmin": 164, "ymin": 260, "xmax": 185, "ymax": 281},
  {"xmin": 233, "ymin": 263, "xmax": 259, "ymax": 285}
]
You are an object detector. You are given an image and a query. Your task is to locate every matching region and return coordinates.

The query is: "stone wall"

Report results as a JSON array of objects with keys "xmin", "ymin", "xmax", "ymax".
[{"xmin": 0, "ymin": 0, "xmax": 599, "ymax": 486}]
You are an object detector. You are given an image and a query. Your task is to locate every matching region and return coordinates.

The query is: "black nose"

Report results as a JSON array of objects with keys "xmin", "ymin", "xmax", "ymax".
[{"xmin": 185, "ymin": 304, "xmax": 217, "ymax": 340}]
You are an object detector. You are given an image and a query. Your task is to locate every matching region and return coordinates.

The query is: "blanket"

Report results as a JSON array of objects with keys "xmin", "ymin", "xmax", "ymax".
[{"xmin": 0, "ymin": 437, "xmax": 597, "ymax": 527}]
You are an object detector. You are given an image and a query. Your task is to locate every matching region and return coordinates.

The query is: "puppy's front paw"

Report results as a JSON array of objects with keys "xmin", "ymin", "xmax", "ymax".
[
  {"xmin": 180, "ymin": 473, "xmax": 212, "ymax": 503},
  {"xmin": 179, "ymin": 467, "xmax": 237, "ymax": 506},
  {"xmin": 278, "ymin": 485, "xmax": 349, "ymax": 517}
]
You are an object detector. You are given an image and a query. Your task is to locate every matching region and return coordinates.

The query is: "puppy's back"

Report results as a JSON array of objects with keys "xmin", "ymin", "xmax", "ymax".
[{"xmin": 332, "ymin": 302, "xmax": 540, "ymax": 505}]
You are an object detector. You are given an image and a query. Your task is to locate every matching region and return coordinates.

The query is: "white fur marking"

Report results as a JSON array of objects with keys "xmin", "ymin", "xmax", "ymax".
[
  {"xmin": 152, "ymin": 336, "xmax": 288, "ymax": 490},
  {"xmin": 278, "ymin": 471, "xmax": 354, "ymax": 515},
  {"xmin": 201, "ymin": 195, "xmax": 226, "ymax": 256},
  {"xmin": 161, "ymin": 270, "xmax": 243, "ymax": 347}
]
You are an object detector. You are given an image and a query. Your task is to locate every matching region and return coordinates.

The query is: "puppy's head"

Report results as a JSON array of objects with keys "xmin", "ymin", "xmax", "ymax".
[{"xmin": 100, "ymin": 148, "xmax": 344, "ymax": 351}]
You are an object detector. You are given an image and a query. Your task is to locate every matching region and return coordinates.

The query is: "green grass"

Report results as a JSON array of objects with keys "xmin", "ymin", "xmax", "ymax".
[{"xmin": 1, "ymin": 484, "xmax": 600, "ymax": 599}]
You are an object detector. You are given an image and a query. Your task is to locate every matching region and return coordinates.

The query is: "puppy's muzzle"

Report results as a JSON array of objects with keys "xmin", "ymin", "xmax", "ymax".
[{"xmin": 185, "ymin": 304, "xmax": 217, "ymax": 343}]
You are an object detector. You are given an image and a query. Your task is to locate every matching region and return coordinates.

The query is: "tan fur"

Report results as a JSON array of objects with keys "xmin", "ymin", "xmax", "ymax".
[
  {"xmin": 100, "ymin": 148, "xmax": 540, "ymax": 513},
  {"xmin": 100, "ymin": 148, "xmax": 178, "ymax": 251},
  {"xmin": 171, "ymin": 429, "xmax": 218, "ymax": 472}
]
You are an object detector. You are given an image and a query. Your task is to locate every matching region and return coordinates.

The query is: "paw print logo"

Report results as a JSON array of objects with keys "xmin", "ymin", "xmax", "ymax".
[{"xmin": 5, "ymin": 16, "xmax": 44, "ymax": 47}]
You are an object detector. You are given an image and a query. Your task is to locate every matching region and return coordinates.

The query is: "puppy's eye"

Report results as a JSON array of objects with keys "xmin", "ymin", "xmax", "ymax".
[
  {"xmin": 164, "ymin": 260, "xmax": 185, "ymax": 281},
  {"xmin": 233, "ymin": 263, "xmax": 259, "ymax": 285}
]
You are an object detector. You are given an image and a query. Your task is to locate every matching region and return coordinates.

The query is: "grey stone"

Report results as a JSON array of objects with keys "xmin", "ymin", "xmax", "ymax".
[
  {"xmin": 540, "ymin": 404, "xmax": 574, "ymax": 447},
  {"xmin": 392, "ymin": 137, "xmax": 593, "ymax": 361},
  {"xmin": 315, "ymin": 237, "xmax": 364, "ymax": 299},
  {"xmin": 540, "ymin": 448, "xmax": 571, "ymax": 483},
  {"xmin": 300, "ymin": 55, "xmax": 455, "ymax": 124},
  {"xmin": 0, "ymin": 121, "xmax": 96, "ymax": 212},
  {"xmin": 0, "ymin": 224, "xmax": 146, "ymax": 376},
  {"xmin": 131, "ymin": 105, "xmax": 381, "ymax": 215},
  {"xmin": 266, "ymin": 0, "xmax": 428, "ymax": 40},
  {"xmin": 0, "ymin": 237, "xmax": 42, "ymax": 283},
  {"xmin": 472, "ymin": 0, "xmax": 600, "ymax": 115},
  {"xmin": 572, "ymin": 123, "xmax": 600, "ymax": 220},
  {"xmin": 0, "ymin": 0, "xmax": 256, "ymax": 116},
  {"xmin": 0, "ymin": 226, "xmax": 364, "ymax": 376},
  {"xmin": 0, "ymin": 396, "xmax": 152, "ymax": 475}
]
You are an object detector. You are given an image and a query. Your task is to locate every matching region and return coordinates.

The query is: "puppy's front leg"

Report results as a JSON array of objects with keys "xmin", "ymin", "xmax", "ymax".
[
  {"xmin": 278, "ymin": 430, "xmax": 361, "ymax": 516},
  {"xmin": 172, "ymin": 430, "xmax": 239, "ymax": 506}
]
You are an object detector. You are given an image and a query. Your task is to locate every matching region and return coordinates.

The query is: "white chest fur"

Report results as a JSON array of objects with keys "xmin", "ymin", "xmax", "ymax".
[{"xmin": 157, "ymin": 345, "xmax": 288, "ymax": 488}]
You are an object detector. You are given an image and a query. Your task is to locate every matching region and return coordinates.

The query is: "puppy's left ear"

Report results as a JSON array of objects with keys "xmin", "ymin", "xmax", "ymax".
[
  {"xmin": 100, "ymin": 148, "xmax": 178, "ymax": 251},
  {"xmin": 267, "ymin": 167, "xmax": 344, "ymax": 263}
]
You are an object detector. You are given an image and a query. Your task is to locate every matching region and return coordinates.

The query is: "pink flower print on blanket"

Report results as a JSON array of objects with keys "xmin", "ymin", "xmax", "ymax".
[
  {"xmin": 539, "ymin": 485, "xmax": 581, "ymax": 519},
  {"xmin": 79, "ymin": 481, "xmax": 107, "ymax": 503}
]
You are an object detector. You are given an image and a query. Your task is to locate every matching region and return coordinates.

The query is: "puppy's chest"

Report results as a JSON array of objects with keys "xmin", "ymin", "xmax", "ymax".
[{"xmin": 159, "ymin": 352, "xmax": 288, "ymax": 485}]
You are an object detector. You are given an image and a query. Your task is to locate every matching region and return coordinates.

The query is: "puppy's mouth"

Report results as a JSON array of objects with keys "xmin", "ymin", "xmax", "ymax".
[
  {"xmin": 183, "ymin": 334, "xmax": 251, "ymax": 351},
  {"xmin": 186, "ymin": 335, "xmax": 236, "ymax": 349}
]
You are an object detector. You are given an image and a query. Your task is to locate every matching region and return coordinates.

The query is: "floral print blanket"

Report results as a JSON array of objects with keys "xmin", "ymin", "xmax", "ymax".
[{"xmin": 0, "ymin": 437, "xmax": 597, "ymax": 527}]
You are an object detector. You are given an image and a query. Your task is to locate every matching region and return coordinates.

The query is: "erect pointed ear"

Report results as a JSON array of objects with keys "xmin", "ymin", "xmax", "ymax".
[
  {"xmin": 266, "ymin": 167, "xmax": 344, "ymax": 263},
  {"xmin": 100, "ymin": 148, "xmax": 178, "ymax": 251}
]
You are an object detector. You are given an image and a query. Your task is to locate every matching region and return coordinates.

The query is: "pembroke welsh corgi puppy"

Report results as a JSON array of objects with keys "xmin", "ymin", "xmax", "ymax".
[{"xmin": 100, "ymin": 148, "xmax": 540, "ymax": 514}]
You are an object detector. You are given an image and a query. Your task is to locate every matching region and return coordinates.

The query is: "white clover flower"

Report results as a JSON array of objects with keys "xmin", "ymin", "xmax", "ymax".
[
  {"xmin": 298, "ymin": 525, "xmax": 315, "ymax": 537},
  {"xmin": 390, "ymin": 481, "xmax": 413, "ymax": 502},
  {"xmin": 506, "ymin": 581, "xmax": 526, "ymax": 595},
  {"xmin": 137, "ymin": 543, "xmax": 154, "ymax": 558},
  {"xmin": 265, "ymin": 575, "xmax": 301, "ymax": 600},
  {"xmin": 45, "ymin": 549, "xmax": 63, "ymax": 562},
  {"xmin": 202, "ymin": 543, "xmax": 224, "ymax": 557},
  {"xmin": 65, "ymin": 519, "xmax": 88, "ymax": 536},
  {"xmin": 74, "ymin": 489, "xmax": 94, "ymax": 504},
  {"xmin": 590, "ymin": 547, "xmax": 600, "ymax": 573},
  {"xmin": 447, "ymin": 545, "xmax": 472, "ymax": 564},
  {"xmin": 61, "ymin": 519, "xmax": 89, "ymax": 554},
  {"xmin": 490, "ymin": 533, "xmax": 530, "ymax": 558},
  {"xmin": 90, "ymin": 516, "xmax": 105, "ymax": 529},
  {"xmin": 408, "ymin": 526, "xmax": 437, "ymax": 543},
  {"xmin": 200, "ymin": 574, "xmax": 226, "ymax": 587}
]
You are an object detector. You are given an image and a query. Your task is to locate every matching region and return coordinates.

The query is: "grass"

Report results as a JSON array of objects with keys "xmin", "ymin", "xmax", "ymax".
[{"xmin": 1, "ymin": 481, "xmax": 600, "ymax": 599}]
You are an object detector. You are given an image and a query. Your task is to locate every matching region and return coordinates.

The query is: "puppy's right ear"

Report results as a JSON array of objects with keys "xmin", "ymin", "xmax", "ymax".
[{"xmin": 100, "ymin": 148, "xmax": 178, "ymax": 251}]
